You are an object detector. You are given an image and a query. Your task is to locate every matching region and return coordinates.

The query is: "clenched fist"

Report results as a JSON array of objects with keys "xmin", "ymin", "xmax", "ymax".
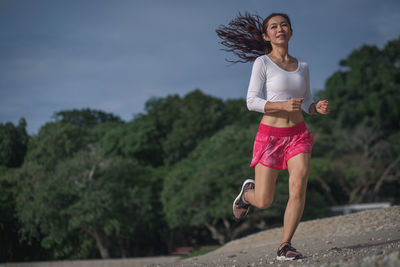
[
  {"xmin": 284, "ymin": 98, "xmax": 304, "ymax": 112},
  {"xmin": 316, "ymin": 100, "xmax": 330, "ymax": 114}
]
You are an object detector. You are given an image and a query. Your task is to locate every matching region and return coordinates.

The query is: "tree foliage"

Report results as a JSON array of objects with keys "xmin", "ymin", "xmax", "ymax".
[
  {"xmin": 25, "ymin": 122, "xmax": 88, "ymax": 170},
  {"xmin": 307, "ymin": 36, "xmax": 400, "ymax": 204},
  {"xmin": 15, "ymin": 146, "xmax": 161, "ymax": 259},
  {"xmin": 100, "ymin": 115, "xmax": 163, "ymax": 166},
  {"xmin": 162, "ymin": 125, "xmax": 255, "ymax": 243},
  {"xmin": 309, "ymin": 37, "xmax": 400, "ymax": 134},
  {"xmin": 0, "ymin": 119, "xmax": 28, "ymax": 168},
  {"xmin": 53, "ymin": 108, "xmax": 122, "ymax": 127}
]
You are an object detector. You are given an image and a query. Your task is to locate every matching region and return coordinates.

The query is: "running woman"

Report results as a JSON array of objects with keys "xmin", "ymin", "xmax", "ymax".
[{"xmin": 216, "ymin": 13, "xmax": 330, "ymax": 260}]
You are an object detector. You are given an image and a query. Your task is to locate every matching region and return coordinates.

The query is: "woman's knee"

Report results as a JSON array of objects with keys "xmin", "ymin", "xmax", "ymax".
[
  {"xmin": 289, "ymin": 172, "xmax": 309, "ymax": 200},
  {"xmin": 289, "ymin": 184, "xmax": 307, "ymax": 202},
  {"xmin": 254, "ymin": 195, "xmax": 274, "ymax": 209}
]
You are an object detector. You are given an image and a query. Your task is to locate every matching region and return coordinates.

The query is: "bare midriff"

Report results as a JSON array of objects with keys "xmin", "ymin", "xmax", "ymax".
[{"xmin": 260, "ymin": 110, "xmax": 304, "ymax": 128}]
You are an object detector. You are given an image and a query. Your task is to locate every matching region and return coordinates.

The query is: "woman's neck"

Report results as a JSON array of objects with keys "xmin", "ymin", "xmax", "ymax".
[{"xmin": 268, "ymin": 45, "xmax": 290, "ymax": 62}]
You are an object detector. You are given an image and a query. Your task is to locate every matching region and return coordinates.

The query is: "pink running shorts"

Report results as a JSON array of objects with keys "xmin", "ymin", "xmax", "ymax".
[{"xmin": 250, "ymin": 121, "xmax": 313, "ymax": 170}]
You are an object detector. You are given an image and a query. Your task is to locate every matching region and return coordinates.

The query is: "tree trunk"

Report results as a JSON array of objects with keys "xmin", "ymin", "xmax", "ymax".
[
  {"xmin": 121, "ymin": 247, "xmax": 127, "ymax": 258},
  {"xmin": 92, "ymin": 231, "xmax": 110, "ymax": 259},
  {"xmin": 315, "ymin": 176, "xmax": 337, "ymax": 204},
  {"xmin": 82, "ymin": 228, "xmax": 110, "ymax": 259},
  {"xmin": 204, "ymin": 220, "xmax": 226, "ymax": 245},
  {"xmin": 231, "ymin": 213, "xmax": 264, "ymax": 240},
  {"xmin": 373, "ymin": 156, "xmax": 400, "ymax": 194},
  {"xmin": 205, "ymin": 214, "xmax": 268, "ymax": 245},
  {"xmin": 222, "ymin": 218, "xmax": 232, "ymax": 238}
]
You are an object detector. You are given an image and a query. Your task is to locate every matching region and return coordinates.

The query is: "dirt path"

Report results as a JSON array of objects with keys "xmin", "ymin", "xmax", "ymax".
[
  {"xmin": 4, "ymin": 207, "xmax": 399, "ymax": 267},
  {"xmin": 161, "ymin": 206, "xmax": 400, "ymax": 267}
]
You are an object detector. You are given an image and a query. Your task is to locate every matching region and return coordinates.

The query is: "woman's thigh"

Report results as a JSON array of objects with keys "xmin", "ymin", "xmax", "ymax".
[
  {"xmin": 254, "ymin": 163, "xmax": 279, "ymax": 203},
  {"xmin": 286, "ymin": 153, "xmax": 311, "ymax": 196}
]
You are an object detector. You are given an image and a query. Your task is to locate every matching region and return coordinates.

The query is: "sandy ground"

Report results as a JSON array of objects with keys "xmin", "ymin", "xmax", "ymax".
[
  {"xmin": 162, "ymin": 206, "xmax": 400, "ymax": 267},
  {"xmin": 4, "ymin": 206, "xmax": 399, "ymax": 267}
]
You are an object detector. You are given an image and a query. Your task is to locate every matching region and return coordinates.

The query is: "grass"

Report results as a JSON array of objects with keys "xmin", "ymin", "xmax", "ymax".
[{"xmin": 180, "ymin": 246, "xmax": 220, "ymax": 259}]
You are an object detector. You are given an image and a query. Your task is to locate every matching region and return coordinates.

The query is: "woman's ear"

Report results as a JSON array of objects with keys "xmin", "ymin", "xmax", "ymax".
[{"xmin": 262, "ymin": 33, "xmax": 270, "ymax": 42}]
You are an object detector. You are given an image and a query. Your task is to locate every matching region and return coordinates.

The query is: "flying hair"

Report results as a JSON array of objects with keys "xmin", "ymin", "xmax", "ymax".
[{"xmin": 216, "ymin": 12, "xmax": 292, "ymax": 63}]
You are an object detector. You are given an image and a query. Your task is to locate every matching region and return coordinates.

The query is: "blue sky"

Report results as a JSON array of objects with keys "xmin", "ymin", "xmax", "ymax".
[{"xmin": 1, "ymin": 0, "xmax": 399, "ymax": 134}]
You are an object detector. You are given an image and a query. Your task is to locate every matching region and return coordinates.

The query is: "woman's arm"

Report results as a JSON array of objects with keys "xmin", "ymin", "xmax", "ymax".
[
  {"xmin": 246, "ymin": 57, "xmax": 268, "ymax": 113},
  {"xmin": 264, "ymin": 98, "xmax": 305, "ymax": 113},
  {"xmin": 302, "ymin": 64, "xmax": 330, "ymax": 115},
  {"xmin": 301, "ymin": 64, "xmax": 315, "ymax": 114},
  {"xmin": 309, "ymin": 100, "xmax": 330, "ymax": 114}
]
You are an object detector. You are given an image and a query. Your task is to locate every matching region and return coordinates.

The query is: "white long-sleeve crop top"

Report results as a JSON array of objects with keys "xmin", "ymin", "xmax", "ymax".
[{"xmin": 246, "ymin": 55, "xmax": 314, "ymax": 114}]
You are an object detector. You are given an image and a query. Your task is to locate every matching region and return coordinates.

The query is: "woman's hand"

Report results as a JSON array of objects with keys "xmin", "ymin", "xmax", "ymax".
[
  {"xmin": 284, "ymin": 98, "xmax": 304, "ymax": 112},
  {"xmin": 316, "ymin": 100, "xmax": 330, "ymax": 114}
]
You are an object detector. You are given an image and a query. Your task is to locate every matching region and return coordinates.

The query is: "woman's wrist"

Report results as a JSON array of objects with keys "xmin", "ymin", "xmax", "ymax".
[
  {"xmin": 313, "ymin": 104, "xmax": 318, "ymax": 114},
  {"xmin": 264, "ymin": 101, "xmax": 287, "ymax": 113}
]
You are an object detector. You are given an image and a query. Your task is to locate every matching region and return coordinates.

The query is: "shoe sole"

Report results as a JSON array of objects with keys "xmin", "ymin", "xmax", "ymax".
[
  {"xmin": 276, "ymin": 256, "xmax": 301, "ymax": 261},
  {"xmin": 232, "ymin": 179, "xmax": 255, "ymax": 218}
]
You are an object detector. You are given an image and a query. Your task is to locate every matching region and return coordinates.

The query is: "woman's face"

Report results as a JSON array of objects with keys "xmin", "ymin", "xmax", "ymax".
[{"xmin": 263, "ymin": 16, "xmax": 292, "ymax": 45}]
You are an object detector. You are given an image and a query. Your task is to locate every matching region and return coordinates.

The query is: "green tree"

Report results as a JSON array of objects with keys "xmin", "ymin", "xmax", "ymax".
[
  {"xmin": 314, "ymin": 126, "xmax": 400, "ymax": 204},
  {"xmin": 0, "ymin": 167, "xmax": 50, "ymax": 262},
  {"xmin": 25, "ymin": 122, "xmax": 88, "ymax": 170},
  {"xmin": 145, "ymin": 94, "xmax": 182, "ymax": 141},
  {"xmin": 309, "ymin": 36, "xmax": 400, "ymax": 134},
  {"xmin": 223, "ymin": 99, "xmax": 260, "ymax": 127},
  {"xmin": 15, "ymin": 146, "xmax": 160, "ymax": 259},
  {"xmin": 53, "ymin": 108, "xmax": 122, "ymax": 127},
  {"xmin": 162, "ymin": 90, "xmax": 225, "ymax": 164},
  {"xmin": 26, "ymin": 109, "xmax": 124, "ymax": 170},
  {"xmin": 307, "ymin": 37, "xmax": 400, "ymax": 205},
  {"xmin": 0, "ymin": 119, "xmax": 28, "ymax": 168},
  {"xmin": 100, "ymin": 115, "xmax": 163, "ymax": 166},
  {"xmin": 0, "ymin": 120, "xmax": 39, "ymax": 262},
  {"xmin": 162, "ymin": 125, "xmax": 271, "ymax": 244},
  {"xmin": 142, "ymin": 89, "xmax": 233, "ymax": 165}
]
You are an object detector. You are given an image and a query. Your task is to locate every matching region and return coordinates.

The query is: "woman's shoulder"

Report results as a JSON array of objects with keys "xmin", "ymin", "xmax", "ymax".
[
  {"xmin": 254, "ymin": 55, "xmax": 268, "ymax": 64},
  {"xmin": 251, "ymin": 55, "xmax": 269, "ymax": 72},
  {"xmin": 254, "ymin": 55, "xmax": 275, "ymax": 70},
  {"xmin": 295, "ymin": 57, "xmax": 309, "ymax": 68}
]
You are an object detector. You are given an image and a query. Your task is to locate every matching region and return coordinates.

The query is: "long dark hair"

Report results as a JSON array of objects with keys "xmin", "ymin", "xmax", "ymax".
[{"xmin": 216, "ymin": 12, "xmax": 292, "ymax": 63}]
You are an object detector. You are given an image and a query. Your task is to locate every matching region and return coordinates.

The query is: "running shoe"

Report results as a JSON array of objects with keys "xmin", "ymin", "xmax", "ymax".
[
  {"xmin": 276, "ymin": 242, "xmax": 303, "ymax": 260},
  {"xmin": 233, "ymin": 179, "xmax": 255, "ymax": 219}
]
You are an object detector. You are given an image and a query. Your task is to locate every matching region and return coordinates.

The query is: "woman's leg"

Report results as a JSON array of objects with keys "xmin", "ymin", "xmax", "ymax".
[
  {"xmin": 244, "ymin": 163, "xmax": 279, "ymax": 209},
  {"xmin": 281, "ymin": 153, "xmax": 311, "ymax": 244}
]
